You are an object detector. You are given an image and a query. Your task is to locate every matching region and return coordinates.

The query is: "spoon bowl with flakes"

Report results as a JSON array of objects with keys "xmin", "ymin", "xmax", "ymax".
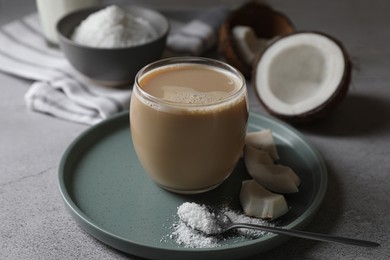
[{"xmin": 178, "ymin": 202, "xmax": 379, "ymax": 248}]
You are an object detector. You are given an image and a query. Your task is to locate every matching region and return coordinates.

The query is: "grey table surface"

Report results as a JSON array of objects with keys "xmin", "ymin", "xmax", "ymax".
[{"xmin": 1, "ymin": 0, "xmax": 389, "ymax": 259}]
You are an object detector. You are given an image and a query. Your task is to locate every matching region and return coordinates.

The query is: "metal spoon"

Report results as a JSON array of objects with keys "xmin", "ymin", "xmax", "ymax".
[{"xmin": 185, "ymin": 211, "xmax": 380, "ymax": 248}]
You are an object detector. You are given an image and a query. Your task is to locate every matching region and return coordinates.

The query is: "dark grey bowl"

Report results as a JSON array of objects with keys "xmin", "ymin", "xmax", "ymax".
[{"xmin": 57, "ymin": 6, "xmax": 169, "ymax": 86}]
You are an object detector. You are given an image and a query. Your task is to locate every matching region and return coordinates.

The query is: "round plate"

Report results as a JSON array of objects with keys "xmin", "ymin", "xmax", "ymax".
[{"xmin": 58, "ymin": 111, "xmax": 327, "ymax": 260}]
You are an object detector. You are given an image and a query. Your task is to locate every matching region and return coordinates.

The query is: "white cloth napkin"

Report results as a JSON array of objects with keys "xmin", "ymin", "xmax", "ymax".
[{"xmin": 0, "ymin": 8, "xmax": 228, "ymax": 125}]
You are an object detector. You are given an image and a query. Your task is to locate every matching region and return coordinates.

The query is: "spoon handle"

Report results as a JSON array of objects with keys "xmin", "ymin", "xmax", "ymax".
[{"xmin": 231, "ymin": 223, "xmax": 380, "ymax": 248}]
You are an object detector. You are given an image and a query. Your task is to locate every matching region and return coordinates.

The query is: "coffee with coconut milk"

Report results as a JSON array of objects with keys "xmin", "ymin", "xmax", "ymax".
[{"xmin": 130, "ymin": 58, "xmax": 248, "ymax": 194}]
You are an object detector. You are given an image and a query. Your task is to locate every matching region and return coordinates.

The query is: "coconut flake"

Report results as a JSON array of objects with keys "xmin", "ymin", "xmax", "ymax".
[
  {"xmin": 177, "ymin": 202, "xmax": 221, "ymax": 235},
  {"xmin": 165, "ymin": 202, "xmax": 276, "ymax": 248}
]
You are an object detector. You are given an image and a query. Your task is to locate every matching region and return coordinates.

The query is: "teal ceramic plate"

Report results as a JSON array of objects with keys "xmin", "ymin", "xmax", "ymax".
[{"xmin": 58, "ymin": 111, "xmax": 327, "ymax": 260}]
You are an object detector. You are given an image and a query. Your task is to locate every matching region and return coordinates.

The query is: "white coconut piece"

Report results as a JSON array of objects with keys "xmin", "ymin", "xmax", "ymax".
[
  {"xmin": 245, "ymin": 129, "xmax": 279, "ymax": 161},
  {"xmin": 245, "ymin": 145, "xmax": 300, "ymax": 193},
  {"xmin": 232, "ymin": 26, "xmax": 275, "ymax": 66},
  {"xmin": 240, "ymin": 179, "xmax": 289, "ymax": 220},
  {"xmin": 245, "ymin": 145, "xmax": 274, "ymax": 164},
  {"xmin": 253, "ymin": 32, "xmax": 351, "ymax": 122},
  {"xmin": 219, "ymin": 2, "xmax": 295, "ymax": 78}
]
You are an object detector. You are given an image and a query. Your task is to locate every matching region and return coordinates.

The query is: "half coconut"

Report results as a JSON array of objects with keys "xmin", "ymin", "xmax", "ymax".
[
  {"xmin": 253, "ymin": 31, "xmax": 351, "ymax": 122},
  {"xmin": 219, "ymin": 2, "xmax": 295, "ymax": 78}
]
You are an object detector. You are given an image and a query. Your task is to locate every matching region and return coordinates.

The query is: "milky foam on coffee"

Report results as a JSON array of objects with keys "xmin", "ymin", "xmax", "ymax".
[
  {"xmin": 161, "ymin": 86, "xmax": 231, "ymax": 105},
  {"xmin": 137, "ymin": 63, "xmax": 244, "ymax": 111}
]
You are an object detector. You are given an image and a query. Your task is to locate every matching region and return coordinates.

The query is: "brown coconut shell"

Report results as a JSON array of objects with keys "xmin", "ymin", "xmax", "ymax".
[
  {"xmin": 252, "ymin": 31, "xmax": 352, "ymax": 123},
  {"xmin": 218, "ymin": 2, "xmax": 295, "ymax": 78}
]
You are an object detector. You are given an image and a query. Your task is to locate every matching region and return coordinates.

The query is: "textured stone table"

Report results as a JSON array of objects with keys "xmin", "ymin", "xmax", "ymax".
[{"xmin": 1, "ymin": 0, "xmax": 389, "ymax": 259}]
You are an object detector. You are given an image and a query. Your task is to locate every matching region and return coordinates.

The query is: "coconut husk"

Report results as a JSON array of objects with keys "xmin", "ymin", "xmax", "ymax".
[{"xmin": 218, "ymin": 2, "xmax": 295, "ymax": 78}]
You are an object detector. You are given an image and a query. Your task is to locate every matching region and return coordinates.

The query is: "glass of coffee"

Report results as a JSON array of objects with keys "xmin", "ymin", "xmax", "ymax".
[{"xmin": 130, "ymin": 57, "xmax": 248, "ymax": 194}]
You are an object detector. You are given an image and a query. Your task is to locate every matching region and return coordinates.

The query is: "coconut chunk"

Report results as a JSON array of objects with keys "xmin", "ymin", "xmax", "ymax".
[
  {"xmin": 245, "ymin": 129, "xmax": 279, "ymax": 161},
  {"xmin": 245, "ymin": 145, "xmax": 274, "ymax": 164},
  {"xmin": 240, "ymin": 179, "xmax": 289, "ymax": 220},
  {"xmin": 232, "ymin": 26, "xmax": 275, "ymax": 66},
  {"xmin": 245, "ymin": 145, "xmax": 300, "ymax": 193}
]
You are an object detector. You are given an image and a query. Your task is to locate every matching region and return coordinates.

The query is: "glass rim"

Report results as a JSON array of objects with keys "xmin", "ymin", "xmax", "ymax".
[{"xmin": 133, "ymin": 57, "xmax": 246, "ymax": 109}]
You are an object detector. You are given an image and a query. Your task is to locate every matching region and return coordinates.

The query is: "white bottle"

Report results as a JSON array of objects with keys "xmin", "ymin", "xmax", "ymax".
[{"xmin": 36, "ymin": 0, "xmax": 102, "ymax": 45}]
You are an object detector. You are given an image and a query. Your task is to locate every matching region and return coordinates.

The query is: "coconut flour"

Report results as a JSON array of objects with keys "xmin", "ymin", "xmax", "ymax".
[
  {"xmin": 163, "ymin": 202, "xmax": 276, "ymax": 248},
  {"xmin": 71, "ymin": 5, "xmax": 158, "ymax": 48}
]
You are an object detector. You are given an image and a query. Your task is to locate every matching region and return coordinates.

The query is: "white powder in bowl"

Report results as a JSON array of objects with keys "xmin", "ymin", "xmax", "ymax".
[{"xmin": 71, "ymin": 5, "xmax": 159, "ymax": 48}]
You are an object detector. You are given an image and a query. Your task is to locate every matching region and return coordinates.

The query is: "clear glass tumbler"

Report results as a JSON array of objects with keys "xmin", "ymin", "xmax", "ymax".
[{"xmin": 130, "ymin": 57, "xmax": 248, "ymax": 194}]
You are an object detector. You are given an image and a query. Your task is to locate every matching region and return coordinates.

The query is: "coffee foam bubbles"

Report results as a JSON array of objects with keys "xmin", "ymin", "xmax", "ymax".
[
  {"xmin": 162, "ymin": 86, "xmax": 229, "ymax": 105},
  {"xmin": 136, "ymin": 87, "xmax": 245, "ymax": 114},
  {"xmin": 135, "ymin": 63, "xmax": 245, "ymax": 113}
]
